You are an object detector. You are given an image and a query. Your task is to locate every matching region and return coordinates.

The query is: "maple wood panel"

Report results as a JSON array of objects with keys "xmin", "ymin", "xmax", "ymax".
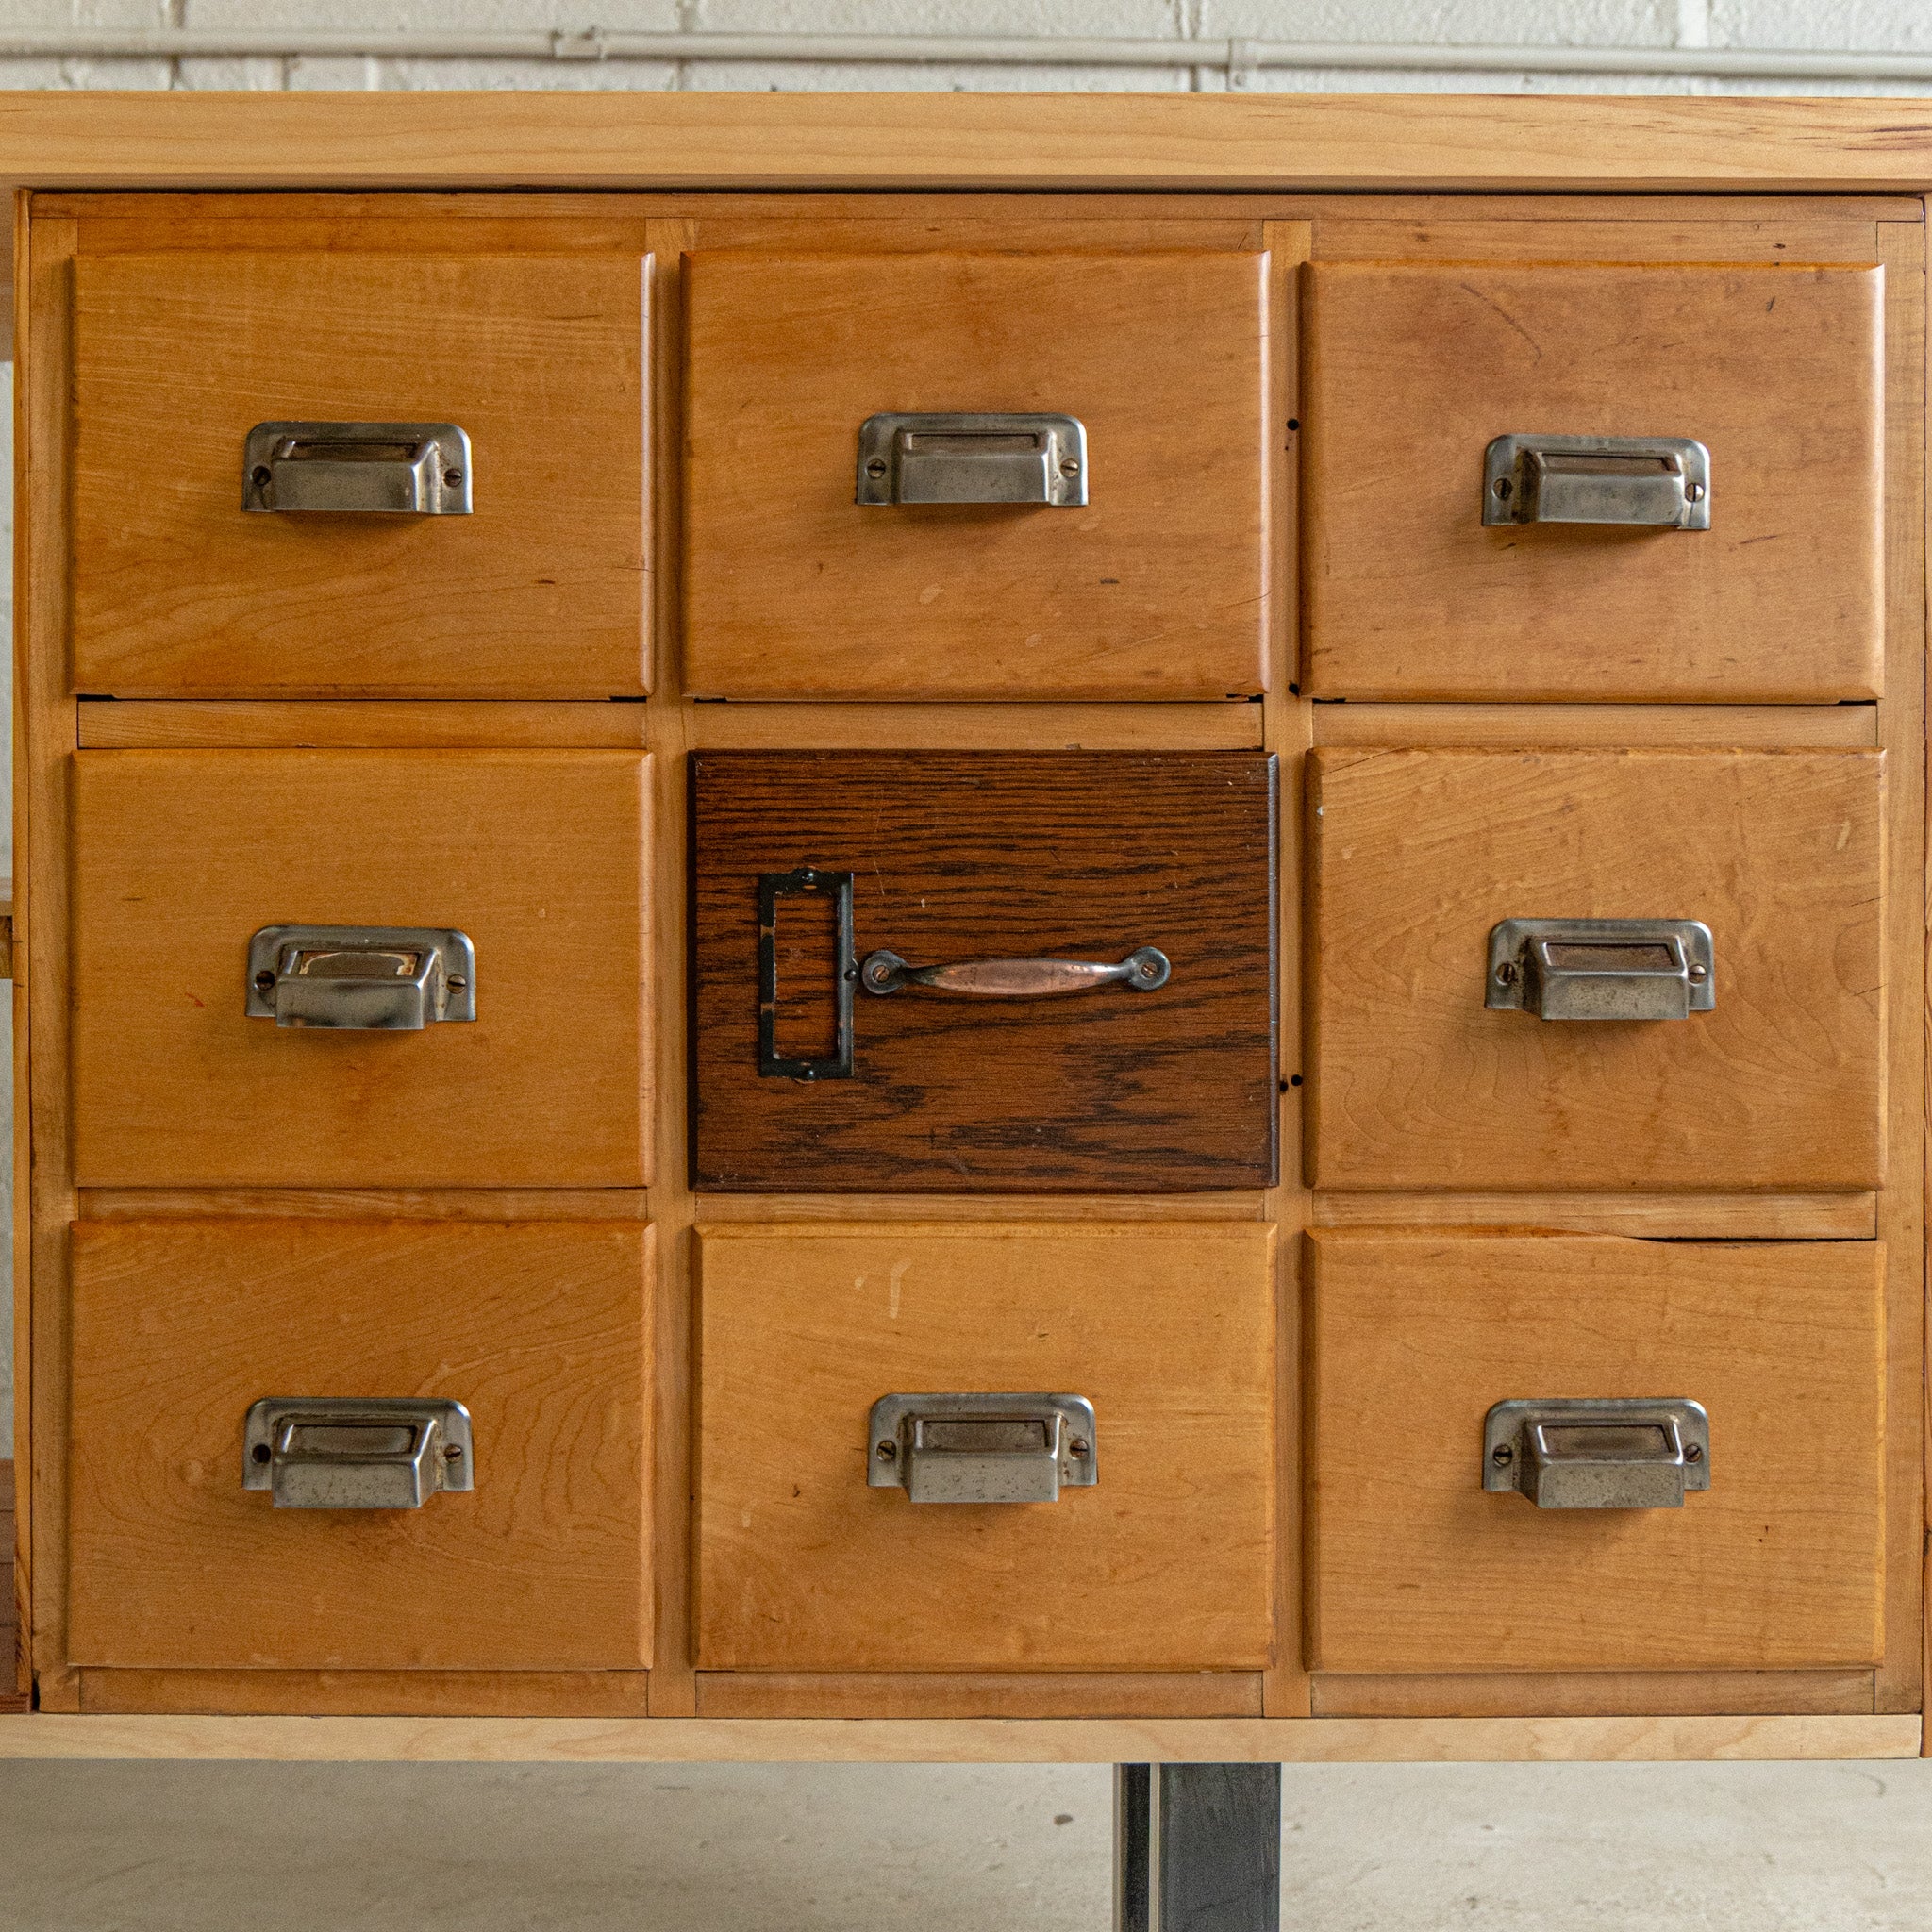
[
  {"xmin": 1305, "ymin": 1232, "xmax": 1886, "ymax": 1674},
  {"xmin": 71, "ymin": 242, "xmax": 647, "ymax": 695},
  {"xmin": 7, "ymin": 96, "xmax": 1932, "ymax": 195},
  {"xmin": 71, "ymin": 750, "xmax": 650, "ymax": 1187},
  {"xmin": 692, "ymin": 1673, "xmax": 1262, "ymax": 1719},
  {"xmin": 1307, "ymin": 747, "xmax": 1884, "ymax": 1192},
  {"xmin": 68, "ymin": 1220, "xmax": 652, "ymax": 1671},
  {"xmin": 1303, "ymin": 261, "xmax": 1884, "ymax": 701},
  {"xmin": 79, "ymin": 1670, "xmax": 653, "ymax": 1718},
  {"xmin": 694, "ymin": 1223, "xmax": 1274, "ymax": 1672},
  {"xmin": 683, "ymin": 247, "xmax": 1269, "ymax": 698},
  {"xmin": 691, "ymin": 751, "xmax": 1277, "ymax": 1191}
]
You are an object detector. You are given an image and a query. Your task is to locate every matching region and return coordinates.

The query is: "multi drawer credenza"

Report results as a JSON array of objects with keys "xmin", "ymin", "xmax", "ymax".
[{"xmin": 2, "ymin": 98, "xmax": 1931, "ymax": 1821}]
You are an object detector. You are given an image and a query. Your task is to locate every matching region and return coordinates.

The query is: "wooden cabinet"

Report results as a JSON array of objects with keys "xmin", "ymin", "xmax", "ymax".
[
  {"xmin": 67, "ymin": 1219, "xmax": 654, "ymax": 1671},
  {"xmin": 71, "ymin": 750, "xmax": 651, "ymax": 1187},
  {"xmin": 70, "ymin": 214, "xmax": 650, "ymax": 696},
  {"xmin": 1305, "ymin": 1232, "xmax": 1886, "ymax": 1674},
  {"xmin": 690, "ymin": 750, "xmax": 1278, "ymax": 1191},
  {"xmin": 13, "ymin": 166, "xmax": 1923, "ymax": 1749},
  {"xmin": 682, "ymin": 245, "xmax": 1270, "ymax": 699},
  {"xmin": 1307, "ymin": 747, "xmax": 1885, "ymax": 1193},
  {"xmin": 694, "ymin": 1223, "xmax": 1275, "ymax": 1672},
  {"xmin": 1302, "ymin": 260, "xmax": 1885, "ymax": 701}
]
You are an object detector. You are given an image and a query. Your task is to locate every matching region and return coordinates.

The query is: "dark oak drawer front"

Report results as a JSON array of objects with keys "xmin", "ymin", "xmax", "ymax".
[{"xmin": 691, "ymin": 751, "xmax": 1278, "ymax": 1191}]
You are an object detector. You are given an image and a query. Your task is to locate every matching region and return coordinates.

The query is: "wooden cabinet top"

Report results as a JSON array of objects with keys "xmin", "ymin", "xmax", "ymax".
[{"xmin": 0, "ymin": 91, "xmax": 1931, "ymax": 195}]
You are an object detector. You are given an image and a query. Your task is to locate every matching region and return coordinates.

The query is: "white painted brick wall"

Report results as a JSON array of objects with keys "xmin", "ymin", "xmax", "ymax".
[
  {"xmin": 0, "ymin": 0, "xmax": 1923, "ymax": 92},
  {"xmin": 0, "ymin": 2, "xmax": 1917, "ymax": 1442}
]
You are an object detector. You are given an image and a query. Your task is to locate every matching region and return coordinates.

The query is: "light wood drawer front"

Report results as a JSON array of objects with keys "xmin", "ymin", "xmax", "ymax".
[
  {"xmin": 68, "ymin": 1219, "xmax": 654, "ymax": 1671},
  {"xmin": 682, "ymin": 247, "xmax": 1270, "ymax": 699},
  {"xmin": 1303, "ymin": 260, "xmax": 1883, "ymax": 701},
  {"xmin": 72, "ymin": 244, "xmax": 648, "ymax": 696},
  {"xmin": 1307, "ymin": 747, "xmax": 1884, "ymax": 1192},
  {"xmin": 691, "ymin": 751, "xmax": 1277, "ymax": 1192},
  {"xmin": 694, "ymin": 1224, "xmax": 1275, "ymax": 1671},
  {"xmin": 1305, "ymin": 1232, "xmax": 1885, "ymax": 1674},
  {"xmin": 71, "ymin": 750, "xmax": 650, "ymax": 1187}
]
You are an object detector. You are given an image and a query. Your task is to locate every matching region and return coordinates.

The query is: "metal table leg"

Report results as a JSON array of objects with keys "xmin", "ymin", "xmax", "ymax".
[{"xmin": 1114, "ymin": 1763, "xmax": 1281, "ymax": 1932}]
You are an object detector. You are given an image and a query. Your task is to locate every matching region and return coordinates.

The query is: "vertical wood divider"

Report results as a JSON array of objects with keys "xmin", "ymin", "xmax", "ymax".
[
  {"xmin": 1877, "ymin": 218, "xmax": 1927, "ymax": 1719},
  {"xmin": 20, "ymin": 206, "xmax": 78, "ymax": 1710},
  {"xmin": 1261, "ymin": 220, "xmax": 1315, "ymax": 1718},
  {"xmin": 644, "ymin": 222, "xmax": 700, "ymax": 1713},
  {"xmin": 9, "ymin": 191, "xmax": 29, "ymax": 1703}
]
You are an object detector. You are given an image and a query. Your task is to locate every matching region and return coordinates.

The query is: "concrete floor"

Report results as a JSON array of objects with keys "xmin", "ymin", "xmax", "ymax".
[{"xmin": 3, "ymin": 1758, "xmax": 1931, "ymax": 1930}]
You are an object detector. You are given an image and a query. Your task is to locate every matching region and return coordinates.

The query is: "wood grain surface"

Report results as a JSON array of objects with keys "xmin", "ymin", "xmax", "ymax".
[
  {"xmin": 1305, "ymin": 1232, "xmax": 1886, "ymax": 1675},
  {"xmin": 1307, "ymin": 747, "xmax": 1885, "ymax": 1192},
  {"xmin": 694, "ymin": 1223, "xmax": 1274, "ymax": 1672},
  {"xmin": 683, "ymin": 246, "xmax": 1269, "ymax": 699},
  {"xmin": 67, "ymin": 1220, "xmax": 653, "ymax": 1671},
  {"xmin": 78, "ymin": 1670, "xmax": 653, "ymax": 1718},
  {"xmin": 71, "ymin": 750, "xmax": 650, "ymax": 1188},
  {"xmin": 1, "ymin": 1465, "xmax": 23, "ymax": 1712},
  {"xmin": 1303, "ymin": 261, "xmax": 1885, "ymax": 701},
  {"xmin": 77, "ymin": 700, "xmax": 652, "ymax": 750},
  {"xmin": 72, "ymin": 240, "xmax": 648, "ymax": 696},
  {"xmin": 1312, "ymin": 1669, "xmax": 1874, "ymax": 1719},
  {"xmin": 1309, "ymin": 1191, "xmax": 1877, "ymax": 1238},
  {"xmin": 0, "ymin": 1711, "xmax": 1916, "ymax": 1764},
  {"xmin": 691, "ymin": 751, "xmax": 1277, "ymax": 1191},
  {"xmin": 5, "ymin": 96, "xmax": 1932, "ymax": 195},
  {"xmin": 693, "ymin": 1673, "xmax": 1262, "ymax": 1719}
]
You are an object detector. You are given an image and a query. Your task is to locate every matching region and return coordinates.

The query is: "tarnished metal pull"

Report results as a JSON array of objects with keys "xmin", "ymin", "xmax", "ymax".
[
  {"xmin": 860, "ymin": 947, "xmax": 1169, "ymax": 998},
  {"xmin": 1483, "ymin": 434, "xmax": 1710, "ymax": 529},
  {"xmin": 242, "ymin": 422, "xmax": 472, "ymax": 514},
  {"xmin": 1484, "ymin": 1398, "xmax": 1709, "ymax": 1509},
  {"xmin": 857, "ymin": 412, "xmax": 1088, "ymax": 507},
  {"xmin": 246, "ymin": 925, "xmax": 476, "ymax": 1031},
  {"xmin": 1487, "ymin": 918, "xmax": 1713, "ymax": 1022},
  {"xmin": 868, "ymin": 1393, "xmax": 1098, "ymax": 1504},
  {"xmin": 243, "ymin": 1397, "xmax": 475, "ymax": 1509}
]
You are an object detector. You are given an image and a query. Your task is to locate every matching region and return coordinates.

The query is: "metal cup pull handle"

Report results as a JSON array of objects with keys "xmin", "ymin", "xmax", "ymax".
[
  {"xmin": 1484, "ymin": 1398, "xmax": 1709, "ymax": 1509},
  {"xmin": 243, "ymin": 1397, "xmax": 475, "ymax": 1509},
  {"xmin": 246, "ymin": 924, "xmax": 477, "ymax": 1031},
  {"xmin": 860, "ymin": 946, "xmax": 1169, "ymax": 998},
  {"xmin": 1487, "ymin": 918, "xmax": 1713, "ymax": 1022},
  {"xmin": 856, "ymin": 412, "xmax": 1088, "ymax": 507},
  {"xmin": 868, "ymin": 1393, "xmax": 1098, "ymax": 1504},
  {"xmin": 243, "ymin": 422, "xmax": 472, "ymax": 514},
  {"xmin": 1483, "ymin": 434, "xmax": 1710, "ymax": 529}
]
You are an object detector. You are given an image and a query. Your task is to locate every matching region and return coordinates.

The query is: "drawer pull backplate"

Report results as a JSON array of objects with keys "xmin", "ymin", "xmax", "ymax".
[
  {"xmin": 1487, "ymin": 917, "xmax": 1714, "ymax": 1022},
  {"xmin": 246, "ymin": 924, "xmax": 477, "ymax": 1031},
  {"xmin": 1484, "ymin": 1397, "xmax": 1710, "ymax": 1509},
  {"xmin": 1482, "ymin": 434, "xmax": 1710, "ymax": 530},
  {"xmin": 856, "ymin": 412, "xmax": 1088, "ymax": 508},
  {"xmin": 242, "ymin": 421, "xmax": 473, "ymax": 515},
  {"xmin": 243, "ymin": 1396, "xmax": 475, "ymax": 1509},
  {"xmin": 868, "ymin": 1392, "xmax": 1098, "ymax": 1504}
]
